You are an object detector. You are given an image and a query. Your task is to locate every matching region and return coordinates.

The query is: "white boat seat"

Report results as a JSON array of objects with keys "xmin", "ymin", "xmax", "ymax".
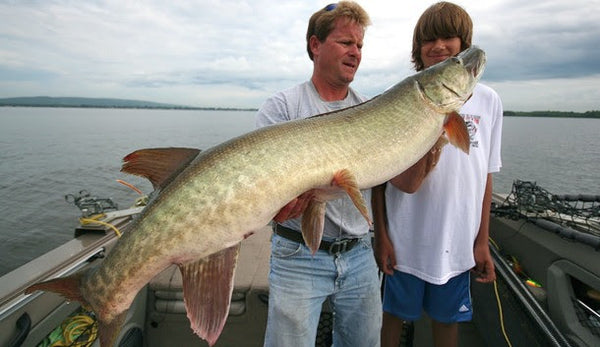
[{"xmin": 148, "ymin": 225, "xmax": 272, "ymax": 316}]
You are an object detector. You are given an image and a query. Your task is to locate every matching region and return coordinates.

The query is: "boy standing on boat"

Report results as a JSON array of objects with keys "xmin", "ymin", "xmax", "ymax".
[
  {"xmin": 256, "ymin": 2, "xmax": 381, "ymax": 347},
  {"xmin": 373, "ymin": 2, "xmax": 503, "ymax": 347}
]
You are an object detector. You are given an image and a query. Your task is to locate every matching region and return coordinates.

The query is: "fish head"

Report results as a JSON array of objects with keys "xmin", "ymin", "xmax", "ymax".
[{"xmin": 416, "ymin": 46, "xmax": 486, "ymax": 112}]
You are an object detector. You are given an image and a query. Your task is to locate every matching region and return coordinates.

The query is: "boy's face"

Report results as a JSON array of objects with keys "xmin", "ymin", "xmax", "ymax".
[{"xmin": 420, "ymin": 37, "xmax": 462, "ymax": 69}]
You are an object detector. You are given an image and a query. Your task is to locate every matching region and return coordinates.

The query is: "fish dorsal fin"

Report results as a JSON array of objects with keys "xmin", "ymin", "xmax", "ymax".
[
  {"xmin": 121, "ymin": 148, "xmax": 201, "ymax": 190},
  {"xmin": 178, "ymin": 244, "xmax": 241, "ymax": 346},
  {"xmin": 443, "ymin": 112, "xmax": 470, "ymax": 154}
]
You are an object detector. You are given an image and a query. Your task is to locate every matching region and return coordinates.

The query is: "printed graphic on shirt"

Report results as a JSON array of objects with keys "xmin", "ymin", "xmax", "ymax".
[{"xmin": 461, "ymin": 114, "xmax": 481, "ymax": 148}]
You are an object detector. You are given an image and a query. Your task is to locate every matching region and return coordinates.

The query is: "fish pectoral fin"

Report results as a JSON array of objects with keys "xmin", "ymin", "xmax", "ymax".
[
  {"xmin": 331, "ymin": 169, "xmax": 372, "ymax": 225},
  {"xmin": 301, "ymin": 199, "xmax": 327, "ymax": 254},
  {"xmin": 178, "ymin": 244, "xmax": 240, "ymax": 347},
  {"xmin": 121, "ymin": 147, "xmax": 201, "ymax": 190},
  {"xmin": 443, "ymin": 111, "xmax": 470, "ymax": 154}
]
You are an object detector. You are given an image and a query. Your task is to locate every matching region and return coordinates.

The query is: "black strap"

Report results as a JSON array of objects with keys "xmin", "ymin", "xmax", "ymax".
[{"xmin": 274, "ymin": 224, "xmax": 359, "ymax": 255}]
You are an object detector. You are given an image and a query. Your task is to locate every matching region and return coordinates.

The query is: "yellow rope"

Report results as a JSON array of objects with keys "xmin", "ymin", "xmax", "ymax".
[
  {"xmin": 61, "ymin": 313, "xmax": 97, "ymax": 346},
  {"xmin": 488, "ymin": 237, "xmax": 514, "ymax": 347},
  {"xmin": 38, "ymin": 310, "xmax": 98, "ymax": 347},
  {"xmin": 79, "ymin": 215, "xmax": 122, "ymax": 238},
  {"xmin": 489, "ymin": 237, "xmax": 500, "ymax": 251},
  {"xmin": 493, "ymin": 280, "xmax": 513, "ymax": 347}
]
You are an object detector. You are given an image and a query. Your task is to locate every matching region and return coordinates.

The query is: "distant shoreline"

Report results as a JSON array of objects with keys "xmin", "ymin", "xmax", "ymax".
[
  {"xmin": 0, "ymin": 96, "xmax": 597, "ymax": 117},
  {"xmin": 0, "ymin": 96, "xmax": 258, "ymax": 112},
  {"xmin": 0, "ymin": 104, "xmax": 258, "ymax": 112},
  {"xmin": 503, "ymin": 110, "xmax": 600, "ymax": 119},
  {"xmin": 3, "ymin": 105, "xmax": 598, "ymax": 118}
]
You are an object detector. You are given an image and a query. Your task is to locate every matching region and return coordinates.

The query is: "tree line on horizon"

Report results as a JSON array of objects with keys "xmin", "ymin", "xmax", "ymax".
[
  {"xmin": 0, "ymin": 96, "xmax": 598, "ymax": 117},
  {"xmin": 503, "ymin": 110, "xmax": 600, "ymax": 118}
]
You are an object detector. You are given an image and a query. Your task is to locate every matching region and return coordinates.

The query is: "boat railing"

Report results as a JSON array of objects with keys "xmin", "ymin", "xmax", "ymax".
[
  {"xmin": 0, "ymin": 206, "xmax": 142, "ymax": 323},
  {"xmin": 492, "ymin": 180, "xmax": 600, "ymax": 249}
]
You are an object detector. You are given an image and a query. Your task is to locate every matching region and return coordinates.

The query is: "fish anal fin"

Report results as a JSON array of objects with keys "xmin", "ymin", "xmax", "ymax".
[
  {"xmin": 301, "ymin": 199, "xmax": 327, "ymax": 254},
  {"xmin": 121, "ymin": 148, "xmax": 201, "ymax": 190},
  {"xmin": 178, "ymin": 244, "xmax": 241, "ymax": 346},
  {"xmin": 443, "ymin": 112, "xmax": 470, "ymax": 154},
  {"xmin": 331, "ymin": 169, "xmax": 372, "ymax": 225}
]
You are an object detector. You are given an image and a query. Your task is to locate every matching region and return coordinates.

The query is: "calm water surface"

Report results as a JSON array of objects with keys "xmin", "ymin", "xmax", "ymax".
[
  {"xmin": 0, "ymin": 107, "xmax": 256, "ymax": 276},
  {"xmin": 0, "ymin": 107, "xmax": 598, "ymax": 275},
  {"xmin": 497, "ymin": 116, "xmax": 600, "ymax": 194}
]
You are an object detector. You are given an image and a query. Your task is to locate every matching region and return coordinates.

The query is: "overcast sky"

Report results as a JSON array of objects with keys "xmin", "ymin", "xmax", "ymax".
[{"xmin": 1, "ymin": 0, "xmax": 599, "ymax": 112}]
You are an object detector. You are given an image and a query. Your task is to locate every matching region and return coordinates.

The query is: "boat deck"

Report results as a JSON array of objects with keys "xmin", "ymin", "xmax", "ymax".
[{"xmin": 2, "ymin": 191, "xmax": 599, "ymax": 346}]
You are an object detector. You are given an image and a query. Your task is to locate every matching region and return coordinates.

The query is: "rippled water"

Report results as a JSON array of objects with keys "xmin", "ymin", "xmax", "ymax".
[
  {"xmin": 0, "ymin": 107, "xmax": 256, "ymax": 275},
  {"xmin": 1, "ymin": 107, "xmax": 598, "ymax": 275},
  {"xmin": 495, "ymin": 116, "xmax": 600, "ymax": 194}
]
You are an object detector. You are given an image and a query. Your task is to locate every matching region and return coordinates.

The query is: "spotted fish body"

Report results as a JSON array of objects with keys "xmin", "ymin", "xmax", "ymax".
[{"xmin": 26, "ymin": 46, "xmax": 486, "ymax": 346}]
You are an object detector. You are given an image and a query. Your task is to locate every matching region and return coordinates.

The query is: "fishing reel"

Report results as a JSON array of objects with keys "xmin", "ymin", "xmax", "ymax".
[{"xmin": 65, "ymin": 190, "xmax": 118, "ymax": 217}]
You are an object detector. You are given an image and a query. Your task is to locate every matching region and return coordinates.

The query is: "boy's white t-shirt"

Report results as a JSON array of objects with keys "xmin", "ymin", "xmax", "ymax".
[{"xmin": 385, "ymin": 83, "xmax": 503, "ymax": 284}]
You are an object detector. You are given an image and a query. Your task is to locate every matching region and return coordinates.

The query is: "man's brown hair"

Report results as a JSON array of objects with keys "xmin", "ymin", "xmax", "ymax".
[{"xmin": 306, "ymin": 1, "xmax": 371, "ymax": 61}]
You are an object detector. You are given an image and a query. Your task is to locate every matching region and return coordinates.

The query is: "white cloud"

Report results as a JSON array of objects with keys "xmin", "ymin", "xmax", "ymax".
[
  {"xmin": 0, "ymin": 0, "xmax": 598, "ymax": 111},
  {"xmin": 488, "ymin": 75, "xmax": 600, "ymax": 112}
]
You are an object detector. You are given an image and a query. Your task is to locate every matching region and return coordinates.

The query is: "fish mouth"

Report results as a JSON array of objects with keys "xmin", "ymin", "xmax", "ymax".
[
  {"xmin": 415, "ymin": 79, "xmax": 462, "ymax": 105},
  {"xmin": 441, "ymin": 81, "xmax": 461, "ymax": 98},
  {"xmin": 459, "ymin": 46, "xmax": 486, "ymax": 80}
]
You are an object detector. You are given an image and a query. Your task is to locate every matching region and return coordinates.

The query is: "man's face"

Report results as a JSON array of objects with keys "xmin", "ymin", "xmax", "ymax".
[
  {"xmin": 311, "ymin": 18, "xmax": 364, "ymax": 87},
  {"xmin": 420, "ymin": 36, "xmax": 462, "ymax": 69}
]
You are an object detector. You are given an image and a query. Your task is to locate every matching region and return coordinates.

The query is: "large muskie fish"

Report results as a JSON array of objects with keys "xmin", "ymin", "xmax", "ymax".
[{"xmin": 26, "ymin": 46, "xmax": 486, "ymax": 346}]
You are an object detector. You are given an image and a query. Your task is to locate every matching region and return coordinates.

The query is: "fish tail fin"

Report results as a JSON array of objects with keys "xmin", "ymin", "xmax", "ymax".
[
  {"xmin": 25, "ymin": 273, "xmax": 86, "ymax": 303},
  {"xmin": 444, "ymin": 111, "xmax": 470, "ymax": 154},
  {"xmin": 26, "ymin": 273, "xmax": 127, "ymax": 347}
]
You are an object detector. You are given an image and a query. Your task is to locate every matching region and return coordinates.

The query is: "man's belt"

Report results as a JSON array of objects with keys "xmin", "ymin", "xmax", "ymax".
[{"xmin": 274, "ymin": 224, "xmax": 360, "ymax": 255}]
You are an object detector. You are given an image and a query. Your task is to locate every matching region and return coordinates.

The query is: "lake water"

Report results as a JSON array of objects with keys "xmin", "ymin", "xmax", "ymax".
[{"xmin": 1, "ymin": 107, "xmax": 599, "ymax": 276}]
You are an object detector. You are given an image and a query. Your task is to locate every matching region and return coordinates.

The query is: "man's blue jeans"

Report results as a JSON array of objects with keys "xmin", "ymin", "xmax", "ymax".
[{"xmin": 263, "ymin": 232, "xmax": 382, "ymax": 347}]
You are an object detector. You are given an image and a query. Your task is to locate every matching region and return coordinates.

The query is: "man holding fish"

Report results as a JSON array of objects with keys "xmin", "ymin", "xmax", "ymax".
[
  {"xmin": 24, "ymin": 2, "xmax": 489, "ymax": 347},
  {"xmin": 256, "ymin": 2, "xmax": 382, "ymax": 346}
]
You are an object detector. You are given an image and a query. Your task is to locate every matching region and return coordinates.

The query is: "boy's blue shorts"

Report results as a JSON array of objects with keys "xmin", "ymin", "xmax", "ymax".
[{"xmin": 382, "ymin": 270, "xmax": 472, "ymax": 323}]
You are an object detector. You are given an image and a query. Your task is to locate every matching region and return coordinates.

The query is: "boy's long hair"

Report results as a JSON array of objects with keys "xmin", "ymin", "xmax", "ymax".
[{"xmin": 412, "ymin": 2, "xmax": 473, "ymax": 71}]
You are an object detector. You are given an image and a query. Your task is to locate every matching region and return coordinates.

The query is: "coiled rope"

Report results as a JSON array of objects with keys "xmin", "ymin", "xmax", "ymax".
[{"xmin": 37, "ymin": 310, "xmax": 97, "ymax": 347}]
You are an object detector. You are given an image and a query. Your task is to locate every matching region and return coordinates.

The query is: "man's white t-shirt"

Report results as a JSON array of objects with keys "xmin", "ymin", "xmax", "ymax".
[{"xmin": 256, "ymin": 80, "xmax": 371, "ymax": 239}]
